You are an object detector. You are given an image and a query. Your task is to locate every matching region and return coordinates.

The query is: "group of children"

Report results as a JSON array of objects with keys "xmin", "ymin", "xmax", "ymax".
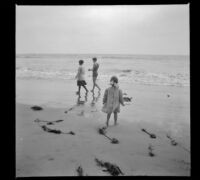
[
  {"xmin": 75, "ymin": 57, "xmax": 125, "ymax": 127},
  {"xmin": 75, "ymin": 57, "xmax": 100, "ymax": 95}
]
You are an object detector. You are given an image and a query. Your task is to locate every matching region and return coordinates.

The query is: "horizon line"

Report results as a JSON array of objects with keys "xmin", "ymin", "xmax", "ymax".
[{"xmin": 16, "ymin": 53, "xmax": 190, "ymax": 56}]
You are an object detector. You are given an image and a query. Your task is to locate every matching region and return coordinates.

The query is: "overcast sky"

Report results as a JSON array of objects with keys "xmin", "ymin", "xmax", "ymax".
[{"xmin": 16, "ymin": 5, "xmax": 189, "ymax": 55}]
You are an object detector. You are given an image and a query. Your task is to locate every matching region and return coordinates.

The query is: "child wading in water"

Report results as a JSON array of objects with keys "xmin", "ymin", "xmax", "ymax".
[
  {"xmin": 75, "ymin": 60, "xmax": 88, "ymax": 95},
  {"xmin": 102, "ymin": 76, "xmax": 125, "ymax": 127}
]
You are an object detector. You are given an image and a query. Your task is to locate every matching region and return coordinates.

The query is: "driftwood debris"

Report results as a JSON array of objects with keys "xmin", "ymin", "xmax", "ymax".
[{"xmin": 95, "ymin": 158, "xmax": 124, "ymax": 176}]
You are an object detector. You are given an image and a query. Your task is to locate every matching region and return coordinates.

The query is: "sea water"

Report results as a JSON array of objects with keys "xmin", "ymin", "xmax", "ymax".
[{"xmin": 16, "ymin": 54, "xmax": 189, "ymax": 87}]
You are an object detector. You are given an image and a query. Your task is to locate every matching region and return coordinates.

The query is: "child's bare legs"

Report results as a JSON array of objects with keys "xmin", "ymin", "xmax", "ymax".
[
  {"xmin": 83, "ymin": 85, "xmax": 88, "ymax": 93},
  {"xmin": 91, "ymin": 77, "xmax": 101, "ymax": 92},
  {"xmin": 106, "ymin": 113, "xmax": 112, "ymax": 127},
  {"xmin": 114, "ymin": 112, "xmax": 118, "ymax": 125},
  {"xmin": 76, "ymin": 86, "xmax": 81, "ymax": 95}
]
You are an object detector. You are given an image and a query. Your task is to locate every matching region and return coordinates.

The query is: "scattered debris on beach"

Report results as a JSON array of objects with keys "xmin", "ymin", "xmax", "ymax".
[
  {"xmin": 122, "ymin": 69, "xmax": 132, "ymax": 73},
  {"xmin": 148, "ymin": 144, "xmax": 155, "ymax": 157},
  {"xmin": 98, "ymin": 127, "xmax": 119, "ymax": 144},
  {"xmin": 65, "ymin": 106, "xmax": 75, "ymax": 113},
  {"xmin": 34, "ymin": 118, "xmax": 64, "ymax": 125},
  {"xmin": 40, "ymin": 125, "xmax": 75, "ymax": 135},
  {"xmin": 98, "ymin": 127, "xmax": 107, "ymax": 135},
  {"xmin": 76, "ymin": 166, "xmax": 84, "ymax": 176},
  {"xmin": 166, "ymin": 134, "xmax": 178, "ymax": 146},
  {"xmin": 166, "ymin": 134, "xmax": 190, "ymax": 153},
  {"xmin": 31, "ymin": 106, "xmax": 43, "ymax": 111},
  {"xmin": 123, "ymin": 97, "xmax": 132, "ymax": 102},
  {"xmin": 95, "ymin": 158, "xmax": 124, "ymax": 176},
  {"xmin": 141, "ymin": 128, "xmax": 157, "ymax": 139}
]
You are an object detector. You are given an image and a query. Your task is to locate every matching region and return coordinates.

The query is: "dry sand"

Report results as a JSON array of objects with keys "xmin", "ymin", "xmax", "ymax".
[{"xmin": 16, "ymin": 79, "xmax": 190, "ymax": 176}]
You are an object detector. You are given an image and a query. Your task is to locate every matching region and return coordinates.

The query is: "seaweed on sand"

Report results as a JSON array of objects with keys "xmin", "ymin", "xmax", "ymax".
[
  {"xmin": 65, "ymin": 106, "xmax": 75, "ymax": 113},
  {"xmin": 41, "ymin": 125, "xmax": 62, "ymax": 134},
  {"xmin": 31, "ymin": 106, "xmax": 43, "ymax": 111},
  {"xmin": 141, "ymin": 128, "xmax": 157, "ymax": 139},
  {"xmin": 111, "ymin": 138, "xmax": 119, "ymax": 144},
  {"xmin": 123, "ymin": 97, "xmax": 132, "ymax": 102},
  {"xmin": 95, "ymin": 158, "xmax": 124, "ymax": 176},
  {"xmin": 34, "ymin": 118, "xmax": 64, "ymax": 125},
  {"xmin": 98, "ymin": 127, "xmax": 107, "ymax": 135},
  {"xmin": 40, "ymin": 125, "xmax": 75, "ymax": 135},
  {"xmin": 148, "ymin": 144, "xmax": 155, "ymax": 157},
  {"xmin": 76, "ymin": 166, "xmax": 84, "ymax": 176},
  {"xmin": 97, "ymin": 127, "xmax": 119, "ymax": 144},
  {"xmin": 166, "ymin": 134, "xmax": 178, "ymax": 146}
]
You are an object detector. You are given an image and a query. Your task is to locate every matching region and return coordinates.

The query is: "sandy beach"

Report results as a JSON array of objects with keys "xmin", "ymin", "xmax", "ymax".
[
  {"xmin": 16, "ymin": 78, "xmax": 190, "ymax": 176},
  {"xmin": 16, "ymin": 4, "xmax": 190, "ymax": 176}
]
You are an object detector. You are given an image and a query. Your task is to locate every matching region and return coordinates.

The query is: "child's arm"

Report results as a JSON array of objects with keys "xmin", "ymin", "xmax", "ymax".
[
  {"xmin": 88, "ymin": 64, "xmax": 94, "ymax": 71},
  {"xmin": 119, "ymin": 90, "xmax": 125, "ymax": 106},
  {"xmin": 103, "ymin": 89, "xmax": 108, "ymax": 104}
]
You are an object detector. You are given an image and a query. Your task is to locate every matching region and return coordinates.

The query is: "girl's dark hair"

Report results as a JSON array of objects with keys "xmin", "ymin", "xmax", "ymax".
[
  {"xmin": 79, "ymin": 60, "xmax": 84, "ymax": 65},
  {"xmin": 110, "ymin": 76, "xmax": 118, "ymax": 83},
  {"xmin": 92, "ymin": 57, "xmax": 97, "ymax": 62}
]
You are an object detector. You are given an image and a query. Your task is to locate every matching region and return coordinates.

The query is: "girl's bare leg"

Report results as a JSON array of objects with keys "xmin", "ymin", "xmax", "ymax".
[
  {"xmin": 83, "ymin": 85, "xmax": 88, "ymax": 93},
  {"xmin": 106, "ymin": 113, "xmax": 111, "ymax": 127},
  {"xmin": 76, "ymin": 86, "xmax": 81, "ymax": 94},
  {"xmin": 91, "ymin": 77, "xmax": 95, "ymax": 92},
  {"xmin": 95, "ymin": 82, "xmax": 101, "ymax": 91},
  {"xmin": 114, "ymin": 112, "xmax": 118, "ymax": 125}
]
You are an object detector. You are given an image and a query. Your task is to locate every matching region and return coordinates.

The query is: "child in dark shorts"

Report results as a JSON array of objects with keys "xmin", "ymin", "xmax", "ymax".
[{"xmin": 75, "ymin": 60, "xmax": 88, "ymax": 95}]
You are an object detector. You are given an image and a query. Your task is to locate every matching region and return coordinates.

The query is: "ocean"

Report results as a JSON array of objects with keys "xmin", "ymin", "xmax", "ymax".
[{"xmin": 16, "ymin": 54, "xmax": 190, "ymax": 87}]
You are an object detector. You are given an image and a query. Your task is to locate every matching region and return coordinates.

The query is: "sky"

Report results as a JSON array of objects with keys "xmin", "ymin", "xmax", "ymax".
[{"xmin": 16, "ymin": 5, "xmax": 189, "ymax": 55}]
